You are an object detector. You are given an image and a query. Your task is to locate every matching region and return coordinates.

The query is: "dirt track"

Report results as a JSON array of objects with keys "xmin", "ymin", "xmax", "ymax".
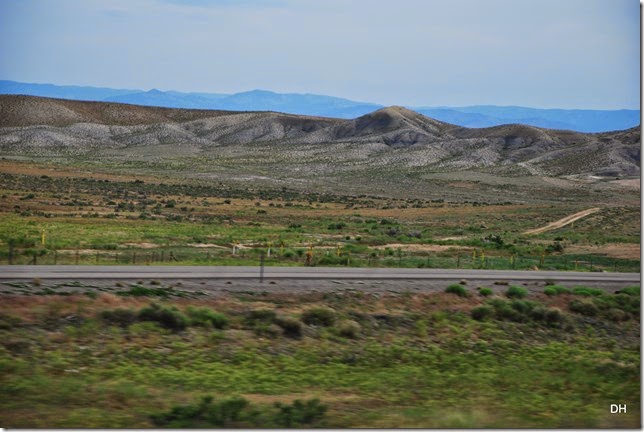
[{"xmin": 523, "ymin": 208, "xmax": 601, "ymax": 235}]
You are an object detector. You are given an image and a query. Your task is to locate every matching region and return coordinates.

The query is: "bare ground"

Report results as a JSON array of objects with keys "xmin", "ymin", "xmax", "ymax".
[
  {"xmin": 0, "ymin": 277, "xmax": 634, "ymax": 299},
  {"xmin": 523, "ymin": 207, "xmax": 601, "ymax": 235}
]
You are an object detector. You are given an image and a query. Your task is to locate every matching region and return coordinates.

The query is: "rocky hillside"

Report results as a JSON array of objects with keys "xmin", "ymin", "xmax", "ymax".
[{"xmin": 0, "ymin": 95, "xmax": 640, "ymax": 179}]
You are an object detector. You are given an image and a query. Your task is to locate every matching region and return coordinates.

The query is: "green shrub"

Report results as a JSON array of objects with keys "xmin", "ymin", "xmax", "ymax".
[
  {"xmin": 138, "ymin": 303, "xmax": 188, "ymax": 331},
  {"xmin": 572, "ymin": 286, "xmax": 604, "ymax": 297},
  {"xmin": 620, "ymin": 286, "xmax": 640, "ymax": 297},
  {"xmin": 606, "ymin": 308, "xmax": 629, "ymax": 322},
  {"xmin": 506, "ymin": 286, "xmax": 528, "ymax": 299},
  {"xmin": 569, "ymin": 299, "xmax": 599, "ymax": 316},
  {"xmin": 186, "ymin": 307, "xmax": 229, "ymax": 329},
  {"xmin": 273, "ymin": 399, "xmax": 327, "ymax": 428},
  {"xmin": 100, "ymin": 308, "xmax": 138, "ymax": 327},
  {"xmin": 543, "ymin": 285, "xmax": 573, "ymax": 296},
  {"xmin": 529, "ymin": 306, "xmax": 548, "ymax": 321},
  {"xmin": 150, "ymin": 396, "xmax": 327, "ymax": 428},
  {"xmin": 336, "ymin": 320, "xmax": 361, "ymax": 338},
  {"xmin": 471, "ymin": 305, "xmax": 494, "ymax": 321},
  {"xmin": 593, "ymin": 294, "xmax": 640, "ymax": 317},
  {"xmin": 479, "ymin": 287, "xmax": 493, "ymax": 297},
  {"xmin": 150, "ymin": 395, "xmax": 249, "ymax": 428},
  {"xmin": 487, "ymin": 298, "xmax": 525, "ymax": 322},
  {"xmin": 445, "ymin": 284, "xmax": 469, "ymax": 297},
  {"xmin": 301, "ymin": 307, "xmax": 336, "ymax": 327},
  {"xmin": 544, "ymin": 308, "xmax": 565, "ymax": 326},
  {"xmin": 274, "ymin": 316, "xmax": 303, "ymax": 338},
  {"xmin": 244, "ymin": 309, "xmax": 277, "ymax": 326},
  {"xmin": 510, "ymin": 299, "xmax": 537, "ymax": 315}
]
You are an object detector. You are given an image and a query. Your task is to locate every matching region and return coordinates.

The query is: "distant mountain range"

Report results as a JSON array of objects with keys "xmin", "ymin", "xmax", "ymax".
[{"xmin": 0, "ymin": 80, "xmax": 639, "ymax": 133}]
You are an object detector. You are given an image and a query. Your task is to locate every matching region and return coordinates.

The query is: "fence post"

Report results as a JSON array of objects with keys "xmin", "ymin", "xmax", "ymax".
[{"xmin": 259, "ymin": 252, "xmax": 265, "ymax": 283}]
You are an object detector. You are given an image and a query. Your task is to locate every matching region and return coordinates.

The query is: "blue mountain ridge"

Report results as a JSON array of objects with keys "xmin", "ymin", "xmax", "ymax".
[{"xmin": 0, "ymin": 80, "xmax": 639, "ymax": 133}]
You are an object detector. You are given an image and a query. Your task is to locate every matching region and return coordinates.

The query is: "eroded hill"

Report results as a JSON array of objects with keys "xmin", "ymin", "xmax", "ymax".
[{"xmin": 0, "ymin": 95, "xmax": 639, "ymax": 203}]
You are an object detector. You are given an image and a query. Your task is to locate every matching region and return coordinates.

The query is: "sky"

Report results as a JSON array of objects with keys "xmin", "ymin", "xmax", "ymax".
[{"xmin": 0, "ymin": 0, "xmax": 639, "ymax": 109}]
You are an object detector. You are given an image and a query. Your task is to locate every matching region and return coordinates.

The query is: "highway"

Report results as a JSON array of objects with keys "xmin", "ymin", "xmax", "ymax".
[{"xmin": 0, "ymin": 265, "xmax": 640, "ymax": 283}]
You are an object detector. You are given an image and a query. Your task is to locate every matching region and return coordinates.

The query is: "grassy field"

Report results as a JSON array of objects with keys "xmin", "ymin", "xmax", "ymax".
[
  {"xmin": 0, "ymin": 159, "xmax": 640, "ymax": 428},
  {"xmin": 0, "ymin": 283, "xmax": 640, "ymax": 428},
  {"xmin": 0, "ymin": 161, "xmax": 640, "ymax": 272}
]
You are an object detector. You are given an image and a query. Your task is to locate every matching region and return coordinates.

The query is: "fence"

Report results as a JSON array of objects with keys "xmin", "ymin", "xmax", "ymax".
[{"xmin": 1, "ymin": 245, "xmax": 639, "ymax": 273}]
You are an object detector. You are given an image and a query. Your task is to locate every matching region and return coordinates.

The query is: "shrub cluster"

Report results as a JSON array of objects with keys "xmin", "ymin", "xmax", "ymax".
[
  {"xmin": 301, "ymin": 307, "xmax": 336, "ymax": 327},
  {"xmin": 138, "ymin": 303, "xmax": 188, "ymax": 331},
  {"xmin": 245, "ymin": 309, "xmax": 303, "ymax": 338},
  {"xmin": 543, "ymin": 285, "xmax": 571, "ymax": 296},
  {"xmin": 505, "ymin": 286, "xmax": 528, "ymax": 299},
  {"xmin": 472, "ymin": 298, "xmax": 564, "ymax": 326},
  {"xmin": 150, "ymin": 395, "xmax": 326, "ymax": 428},
  {"xmin": 478, "ymin": 287, "xmax": 493, "ymax": 297},
  {"xmin": 445, "ymin": 284, "xmax": 469, "ymax": 297},
  {"xmin": 99, "ymin": 304, "xmax": 230, "ymax": 332},
  {"xmin": 186, "ymin": 306, "xmax": 229, "ymax": 329}
]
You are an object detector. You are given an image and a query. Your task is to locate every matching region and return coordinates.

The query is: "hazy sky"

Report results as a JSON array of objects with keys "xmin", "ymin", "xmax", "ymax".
[{"xmin": 0, "ymin": 0, "xmax": 639, "ymax": 109}]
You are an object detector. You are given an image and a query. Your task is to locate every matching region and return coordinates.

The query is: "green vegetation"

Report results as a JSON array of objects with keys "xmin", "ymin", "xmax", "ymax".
[
  {"xmin": 0, "ymin": 285, "xmax": 639, "ymax": 428},
  {"xmin": 445, "ymin": 283, "xmax": 469, "ymax": 297},
  {"xmin": 138, "ymin": 303, "xmax": 188, "ymax": 331},
  {"xmin": 544, "ymin": 284, "xmax": 571, "ymax": 295},
  {"xmin": 185, "ymin": 307, "xmax": 229, "ymax": 329},
  {"xmin": 478, "ymin": 287, "xmax": 493, "ymax": 297},
  {"xmin": 0, "ymin": 166, "xmax": 639, "ymax": 272},
  {"xmin": 505, "ymin": 285, "xmax": 528, "ymax": 299},
  {"xmin": 150, "ymin": 395, "xmax": 327, "ymax": 428},
  {"xmin": 301, "ymin": 307, "xmax": 336, "ymax": 327}
]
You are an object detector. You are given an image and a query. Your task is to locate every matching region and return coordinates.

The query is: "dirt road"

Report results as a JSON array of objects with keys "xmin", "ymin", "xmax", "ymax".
[{"xmin": 523, "ymin": 208, "xmax": 601, "ymax": 235}]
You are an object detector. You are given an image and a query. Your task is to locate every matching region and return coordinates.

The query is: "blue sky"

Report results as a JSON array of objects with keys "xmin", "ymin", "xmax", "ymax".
[{"xmin": 0, "ymin": 0, "xmax": 639, "ymax": 109}]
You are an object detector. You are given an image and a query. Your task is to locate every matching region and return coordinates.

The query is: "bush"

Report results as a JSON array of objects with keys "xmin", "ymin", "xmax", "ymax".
[
  {"xmin": 544, "ymin": 308, "xmax": 564, "ymax": 326},
  {"xmin": 606, "ymin": 308, "xmax": 629, "ymax": 322},
  {"xmin": 471, "ymin": 305, "xmax": 494, "ymax": 321},
  {"xmin": 138, "ymin": 303, "xmax": 188, "ymax": 331},
  {"xmin": 150, "ymin": 396, "xmax": 327, "ymax": 428},
  {"xmin": 274, "ymin": 316, "xmax": 303, "ymax": 338},
  {"xmin": 572, "ymin": 286, "xmax": 604, "ymax": 297},
  {"xmin": 244, "ymin": 309, "xmax": 277, "ymax": 326},
  {"xmin": 510, "ymin": 299, "xmax": 537, "ymax": 315},
  {"xmin": 445, "ymin": 284, "xmax": 469, "ymax": 297},
  {"xmin": 151, "ymin": 395, "xmax": 249, "ymax": 428},
  {"xmin": 273, "ymin": 399, "xmax": 327, "ymax": 428},
  {"xmin": 487, "ymin": 298, "xmax": 524, "ymax": 322},
  {"xmin": 569, "ymin": 299, "xmax": 599, "ymax": 316},
  {"xmin": 301, "ymin": 307, "xmax": 336, "ymax": 327},
  {"xmin": 506, "ymin": 286, "xmax": 528, "ymax": 299},
  {"xmin": 544, "ymin": 285, "xmax": 572, "ymax": 296},
  {"xmin": 479, "ymin": 287, "xmax": 493, "ymax": 297},
  {"xmin": 620, "ymin": 286, "xmax": 640, "ymax": 297},
  {"xmin": 100, "ymin": 308, "xmax": 138, "ymax": 327},
  {"xmin": 543, "ymin": 286, "xmax": 557, "ymax": 296},
  {"xmin": 336, "ymin": 320, "xmax": 361, "ymax": 338},
  {"xmin": 186, "ymin": 307, "xmax": 229, "ymax": 329}
]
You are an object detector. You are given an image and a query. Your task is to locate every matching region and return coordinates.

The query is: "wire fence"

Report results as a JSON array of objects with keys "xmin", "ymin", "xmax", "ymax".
[{"xmin": 1, "ymin": 245, "xmax": 639, "ymax": 273}]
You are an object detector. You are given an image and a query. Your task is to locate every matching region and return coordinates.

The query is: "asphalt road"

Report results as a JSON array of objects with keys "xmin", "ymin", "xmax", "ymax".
[{"xmin": 0, "ymin": 265, "xmax": 640, "ymax": 283}]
